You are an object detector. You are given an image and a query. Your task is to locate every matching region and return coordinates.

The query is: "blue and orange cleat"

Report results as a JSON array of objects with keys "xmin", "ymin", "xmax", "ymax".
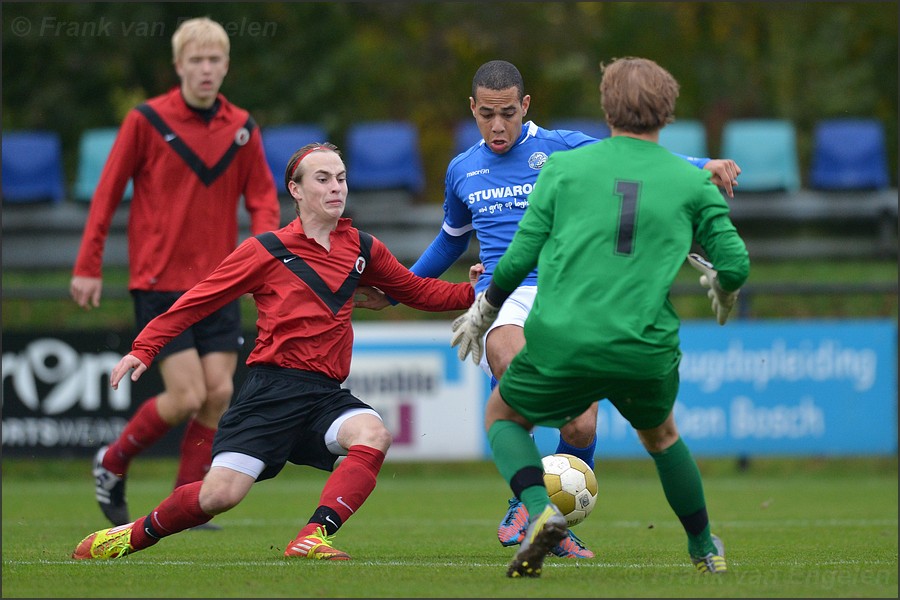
[
  {"xmin": 550, "ymin": 529, "xmax": 595, "ymax": 559},
  {"xmin": 497, "ymin": 497, "xmax": 528, "ymax": 547}
]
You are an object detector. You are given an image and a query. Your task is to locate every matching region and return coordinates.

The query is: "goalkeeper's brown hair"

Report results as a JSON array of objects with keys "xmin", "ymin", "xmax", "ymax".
[{"xmin": 599, "ymin": 57, "xmax": 679, "ymax": 134}]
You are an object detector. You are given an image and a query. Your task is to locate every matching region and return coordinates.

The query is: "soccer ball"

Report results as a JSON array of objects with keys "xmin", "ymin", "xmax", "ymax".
[{"xmin": 542, "ymin": 453, "xmax": 598, "ymax": 527}]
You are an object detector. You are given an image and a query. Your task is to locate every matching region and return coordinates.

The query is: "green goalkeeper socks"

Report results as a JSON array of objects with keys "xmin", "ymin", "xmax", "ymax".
[
  {"xmin": 650, "ymin": 437, "xmax": 716, "ymax": 557},
  {"xmin": 488, "ymin": 420, "xmax": 549, "ymax": 516}
]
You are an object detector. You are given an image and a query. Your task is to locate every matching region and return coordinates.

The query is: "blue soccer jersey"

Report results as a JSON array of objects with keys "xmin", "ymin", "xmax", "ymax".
[
  {"xmin": 408, "ymin": 121, "xmax": 710, "ymax": 294},
  {"xmin": 411, "ymin": 122, "xmax": 595, "ymax": 293}
]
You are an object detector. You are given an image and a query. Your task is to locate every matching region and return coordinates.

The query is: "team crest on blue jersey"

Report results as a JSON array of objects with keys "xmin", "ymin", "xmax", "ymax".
[{"xmin": 528, "ymin": 152, "xmax": 548, "ymax": 170}]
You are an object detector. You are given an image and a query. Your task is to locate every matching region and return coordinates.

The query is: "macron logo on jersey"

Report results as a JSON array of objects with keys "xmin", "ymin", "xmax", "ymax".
[{"xmin": 466, "ymin": 168, "xmax": 490, "ymax": 178}]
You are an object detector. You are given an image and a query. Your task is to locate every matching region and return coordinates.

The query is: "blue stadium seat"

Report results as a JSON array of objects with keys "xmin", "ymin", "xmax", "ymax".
[
  {"xmin": 809, "ymin": 118, "xmax": 890, "ymax": 190},
  {"xmin": 2, "ymin": 130, "xmax": 66, "ymax": 204},
  {"xmin": 453, "ymin": 119, "xmax": 483, "ymax": 156},
  {"xmin": 720, "ymin": 119, "xmax": 801, "ymax": 192},
  {"xmin": 549, "ymin": 118, "xmax": 610, "ymax": 141},
  {"xmin": 262, "ymin": 123, "xmax": 328, "ymax": 192},
  {"xmin": 659, "ymin": 119, "xmax": 708, "ymax": 159},
  {"xmin": 74, "ymin": 128, "xmax": 133, "ymax": 202},
  {"xmin": 345, "ymin": 121, "xmax": 425, "ymax": 194}
]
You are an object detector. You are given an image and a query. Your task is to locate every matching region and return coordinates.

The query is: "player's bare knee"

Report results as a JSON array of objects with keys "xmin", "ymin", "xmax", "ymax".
[
  {"xmin": 202, "ymin": 386, "xmax": 232, "ymax": 416},
  {"xmin": 371, "ymin": 423, "xmax": 393, "ymax": 452},
  {"xmin": 636, "ymin": 412, "xmax": 679, "ymax": 454},
  {"xmin": 205, "ymin": 378, "xmax": 234, "ymax": 403},
  {"xmin": 637, "ymin": 430, "xmax": 679, "ymax": 454},
  {"xmin": 561, "ymin": 414, "xmax": 597, "ymax": 447},
  {"xmin": 198, "ymin": 485, "xmax": 242, "ymax": 515},
  {"xmin": 356, "ymin": 423, "xmax": 392, "ymax": 452},
  {"xmin": 169, "ymin": 387, "xmax": 206, "ymax": 415}
]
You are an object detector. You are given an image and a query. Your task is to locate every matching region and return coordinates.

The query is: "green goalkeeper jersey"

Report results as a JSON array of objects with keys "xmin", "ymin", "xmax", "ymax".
[{"xmin": 491, "ymin": 135, "xmax": 750, "ymax": 378}]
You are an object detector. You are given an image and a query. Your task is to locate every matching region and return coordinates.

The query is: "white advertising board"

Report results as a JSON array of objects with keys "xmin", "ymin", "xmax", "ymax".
[{"xmin": 347, "ymin": 322, "xmax": 489, "ymax": 461}]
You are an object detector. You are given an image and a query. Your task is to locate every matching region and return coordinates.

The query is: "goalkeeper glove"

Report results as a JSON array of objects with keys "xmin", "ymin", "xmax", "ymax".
[
  {"xmin": 687, "ymin": 253, "xmax": 740, "ymax": 325},
  {"xmin": 450, "ymin": 291, "xmax": 500, "ymax": 364}
]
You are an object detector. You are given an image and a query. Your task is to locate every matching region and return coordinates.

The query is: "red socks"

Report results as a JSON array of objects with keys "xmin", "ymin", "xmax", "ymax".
[
  {"xmin": 173, "ymin": 420, "xmax": 217, "ymax": 489},
  {"xmin": 131, "ymin": 481, "xmax": 212, "ymax": 550},
  {"xmin": 128, "ymin": 445, "xmax": 386, "ymax": 551},
  {"xmin": 103, "ymin": 397, "xmax": 170, "ymax": 476},
  {"xmin": 103, "ymin": 397, "xmax": 215, "ymax": 489},
  {"xmin": 296, "ymin": 444, "xmax": 385, "ymax": 538}
]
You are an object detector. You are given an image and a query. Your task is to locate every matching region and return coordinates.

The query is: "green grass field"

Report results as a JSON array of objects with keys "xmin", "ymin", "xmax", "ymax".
[{"xmin": 2, "ymin": 456, "xmax": 896, "ymax": 598}]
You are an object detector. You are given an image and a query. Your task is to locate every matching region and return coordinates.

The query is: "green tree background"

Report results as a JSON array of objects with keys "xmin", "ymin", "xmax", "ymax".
[{"xmin": 3, "ymin": 2, "xmax": 897, "ymax": 202}]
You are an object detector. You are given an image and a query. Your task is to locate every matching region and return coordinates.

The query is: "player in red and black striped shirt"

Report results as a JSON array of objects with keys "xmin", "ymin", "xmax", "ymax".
[
  {"xmin": 72, "ymin": 142, "xmax": 476, "ymax": 561},
  {"xmin": 70, "ymin": 17, "xmax": 281, "ymax": 529}
]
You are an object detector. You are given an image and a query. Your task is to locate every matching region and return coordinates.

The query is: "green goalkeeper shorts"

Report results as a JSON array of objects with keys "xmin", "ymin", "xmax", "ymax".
[{"xmin": 498, "ymin": 349, "xmax": 680, "ymax": 431}]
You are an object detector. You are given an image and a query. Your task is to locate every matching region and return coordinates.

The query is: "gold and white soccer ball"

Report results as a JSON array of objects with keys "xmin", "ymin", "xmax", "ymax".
[{"xmin": 542, "ymin": 453, "xmax": 598, "ymax": 527}]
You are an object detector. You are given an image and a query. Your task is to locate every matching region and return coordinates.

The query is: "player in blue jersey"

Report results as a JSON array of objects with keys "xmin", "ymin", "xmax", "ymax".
[{"xmin": 355, "ymin": 60, "xmax": 741, "ymax": 559}]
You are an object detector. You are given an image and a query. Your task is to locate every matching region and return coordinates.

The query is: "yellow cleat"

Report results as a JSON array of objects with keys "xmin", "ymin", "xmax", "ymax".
[
  {"xmin": 691, "ymin": 534, "xmax": 728, "ymax": 574},
  {"xmin": 72, "ymin": 522, "xmax": 135, "ymax": 560},
  {"xmin": 284, "ymin": 526, "xmax": 350, "ymax": 560}
]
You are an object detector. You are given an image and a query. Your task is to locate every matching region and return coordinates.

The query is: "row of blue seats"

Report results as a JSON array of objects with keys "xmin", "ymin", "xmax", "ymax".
[
  {"xmin": 456, "ymin": 117, "xmax": 891, "ymax": 193},
  {"xmin": 0, "ymin": 121, "xmax": 426, "ymax": 204},
  {"xmin": 2, "ymin": 117, "xmax": 892, "ymax": 204}
]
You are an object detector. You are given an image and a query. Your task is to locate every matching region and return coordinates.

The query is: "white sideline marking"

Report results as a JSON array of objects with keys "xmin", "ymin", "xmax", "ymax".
[
  {"xmin": 220, "ymin": 516, "xmax": 897, "ymax": 528},
  {"xmin": 600, "ymin": 518, "xmax": 898, "ymax": 529},
  {"xmin": 8, "ymin": 557, "xmax": 898, "ymax": 568}
]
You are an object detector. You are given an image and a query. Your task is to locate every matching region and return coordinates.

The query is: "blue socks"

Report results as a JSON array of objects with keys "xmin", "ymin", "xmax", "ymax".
[{"xmin": 556, "ymin": 435, "xmax": 596, "ymax": 470}]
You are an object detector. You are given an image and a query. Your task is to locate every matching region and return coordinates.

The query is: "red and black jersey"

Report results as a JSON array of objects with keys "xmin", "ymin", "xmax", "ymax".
[
  {"xmin": 129, "ymin": 218, "xmax": 475, "ymax": 382},
  {"xmin": 73, "ymin": 87, "xmax": 281, "ymax": 291}
]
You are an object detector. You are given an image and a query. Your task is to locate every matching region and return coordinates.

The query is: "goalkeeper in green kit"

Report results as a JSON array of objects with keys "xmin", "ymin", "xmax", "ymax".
[{"xmin": 451, "ymin": 56, "xmax": 750, "ymax": 578}]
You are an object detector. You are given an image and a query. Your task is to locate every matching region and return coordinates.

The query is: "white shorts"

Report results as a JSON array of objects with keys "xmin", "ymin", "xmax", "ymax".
[{"xmin": 478, "ymin": 285, "xmax": 536, "ymax": 379}]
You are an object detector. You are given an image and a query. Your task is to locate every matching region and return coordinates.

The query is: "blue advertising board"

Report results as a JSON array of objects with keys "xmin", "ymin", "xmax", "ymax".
[
  {"xmin": 2, "ymin": 320, "xmax": 896, "ymax": 459},
  {"xmin": 531, "ymin": 319, "xmax": 897, "ymax": 458}
]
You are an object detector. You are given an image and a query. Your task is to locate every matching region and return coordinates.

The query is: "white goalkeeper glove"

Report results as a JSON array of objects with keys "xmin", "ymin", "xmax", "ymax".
[
  {"xmin": 450, "ymin": 291, "xmax": 501, "ymax": 364},
  {"xmin": 687, "ymin": 253, "xmax": 740, "ymax": 326}
]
